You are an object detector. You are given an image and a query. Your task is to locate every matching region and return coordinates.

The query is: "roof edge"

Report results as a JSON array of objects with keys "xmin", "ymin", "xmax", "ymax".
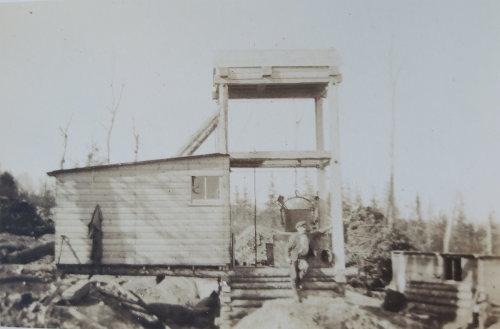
[{"xmin": 47, "ymin": 153, "xmax": 229, "ymax": 176}]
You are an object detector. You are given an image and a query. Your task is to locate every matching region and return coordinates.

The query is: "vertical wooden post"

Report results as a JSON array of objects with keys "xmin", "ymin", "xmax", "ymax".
[
  {"xmin": 315, "ymin": 97, "xmax": 325, "ymax": 150},
  {"xmin": 328, "ymin": 82, "xmax": 345, "ymax": 270},
  {"xmin": 217, "ymin": 83, "xmax": 229, "ymax": 154},
  {"xmin": 315, "ymin": 97, "xmax": 328, "ymax": 229}
]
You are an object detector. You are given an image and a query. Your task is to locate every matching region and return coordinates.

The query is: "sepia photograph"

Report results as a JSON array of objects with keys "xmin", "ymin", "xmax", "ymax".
[{"xmin": 0, "ymin": 1, "xmax": 499, "ymax": 328}]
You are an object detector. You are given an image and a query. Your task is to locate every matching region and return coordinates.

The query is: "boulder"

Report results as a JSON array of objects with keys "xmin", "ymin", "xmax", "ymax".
[
  {"xmin": 122, "ymin": 276, "xmax": 199, "ymax": 307},
  {"xmin": 60, "ymin": 280, "xmax": 93, "ymax": 302}
]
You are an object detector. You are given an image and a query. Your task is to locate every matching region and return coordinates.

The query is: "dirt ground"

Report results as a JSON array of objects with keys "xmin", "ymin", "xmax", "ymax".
[{"xmin": 233, "ymin": 294, "xmax": 439, "ymax": 329}]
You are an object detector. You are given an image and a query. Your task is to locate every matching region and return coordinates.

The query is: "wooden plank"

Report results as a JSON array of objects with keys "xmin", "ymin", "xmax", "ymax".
[
  {"xmin": 272, "ymin": 66, "xmax": 330, "ymax": 78},
  {"xmin": 230, "ymin": 159, "xmax": 328, "ymax": 168},
  {"xmin": 101, "ymin": 258, "xmax": 229, "ymax": 265},
  {"xmin": 54, "ymin": 237, "xmax": 228, "ymax": 245},
  {"xmin": 56, "ymin": 226, "xmax": 227, "ymax": 233},
  {"xmin": 56, "ymin": 194, "xmax": 191, "ymax": 202},
  {"xmin": 56, "ymin": 201, "xmax": 194, "ymax": 208},
  {"xmin": 67, "ymin": 244, "xmax": 228, "ymax": 252},
  {"xmin": 133, "ymin": 251, "xmax": 229, "ymax": 259},
  {"xmin": 230, "ymin": 151, "xmax": 331, "ymax": 160},
  {"xmin": 57, "ymin": 176, "xmax": 191, "ymax": 184},
  {"xmin": 57, "ymin": 219, "xmax": 230, "ymax": 227},
  {"xmin": 315, "ymin": 98, "xmax": 325, "ymax": 150},
  {"xmin": 54, "ymin": 206, "xmax": 227, "ymax": 214},
  {"xmin": 225, "ymin": 66, "xmax": 332, "ymax": 80},
  {"xmin": 316, "ymin": 97, "xmax": 327, "ymax": 230},
  {"xmin": 58, "ymin": 251, "xmax": 229, "ymax": 260},
  {"xmin": 217, "ymin": 83, "xmax": 228, "ymax": 153},
  {"xmin": 65, "ymin": 169, "xmax": 226, "ymax": 178},
  {"xmin": 56, "ymin": 188, "xmax": 191, "ymax": 196},
  {"xmin": 59, "ymin": 241, "xmax": 227, "ymax": 253},
  {"xmin": 187, "ymin": 157, "xmax": 229, "ymax": 165},
  {"xmin": 225, "ymin": 83, "xmax": 329, "ymax": 99},
  {"xmin": 328, "ymin": 81, "xmax": 345, "ymax": 271},
  {"xmin": 55, "ymin": 232, "xmax": 227, "ymax": 240},
  {"xmin": 187, "ymin": 163, "xmax": 228, "ymax": 171},
  {"xmin": 57, "ymin": 258, "xmax": 230, "ymax": 265},
  {"xmin": 87, "ymin": 170, "xmax": 188, "ymax": 178},
  {"xmin": 213, "ymin": 49, "xmax": 343, "ymax": 68},
  {"xmin": 54, "ymin": 212, "xmax": 229, "ymax": 221},
  {"xmin": 58, "ymin": 182, "xmax": 189, "ymax": 189},
  {"xmin": 175, "ymin": 109, "xmax": 220, "ymax": 157}
]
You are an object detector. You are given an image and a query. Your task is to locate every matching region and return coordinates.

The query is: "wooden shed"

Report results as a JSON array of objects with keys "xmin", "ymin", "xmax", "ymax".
[{"xmin": 47, "ymin": 153, "xmax": 231, "ymax": 267}]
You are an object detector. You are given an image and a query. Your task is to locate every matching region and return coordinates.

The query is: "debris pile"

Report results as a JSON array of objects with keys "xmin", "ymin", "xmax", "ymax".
[
  {"xmin": 234, "ymin": 225, "xmax": 275, "ymax": 265},
  {"xmin": 0, "ymin": 267, "xmax": 220, "ymax": 329}
]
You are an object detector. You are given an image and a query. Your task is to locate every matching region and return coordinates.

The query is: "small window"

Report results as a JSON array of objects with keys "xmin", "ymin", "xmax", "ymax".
[{"xmin": 192, "ymin": 176, "xmax": 220, "ymax": 201}]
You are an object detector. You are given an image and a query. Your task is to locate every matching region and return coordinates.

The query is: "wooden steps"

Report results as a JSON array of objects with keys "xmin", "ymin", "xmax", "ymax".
[
  {"xmin": 215, "ymin": 267, "xmax": 345, "ymax": 328},
  {"xmin": 406, "ymin": 280, "xmax": 474, "ymax": 325}
]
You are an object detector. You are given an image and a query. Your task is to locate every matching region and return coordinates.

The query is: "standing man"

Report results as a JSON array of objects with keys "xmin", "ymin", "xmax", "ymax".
[{"xmin": 285, "ymin": 221, "xmax": 311, "ymax": 297}]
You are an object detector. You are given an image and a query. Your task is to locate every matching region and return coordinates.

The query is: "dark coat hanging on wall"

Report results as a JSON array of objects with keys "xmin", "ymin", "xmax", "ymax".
[{"xmin": 88, "ymin": 204, "xmax": 103, "ymax": 265}]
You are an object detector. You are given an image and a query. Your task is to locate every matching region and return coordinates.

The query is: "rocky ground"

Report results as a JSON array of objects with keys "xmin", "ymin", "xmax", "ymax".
[
  {"xmin": 0, "ymin": 233, "xmax": 221, "ymax": 329},
  {"xmin": 2, "ymin": 233, "xmax": 496, "ymax": 328},
  {"xmin": 0, "ymin": 265, "xmax": 221, "ymax": 329}
]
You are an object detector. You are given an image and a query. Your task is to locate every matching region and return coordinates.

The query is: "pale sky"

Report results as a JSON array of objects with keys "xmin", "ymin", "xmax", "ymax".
[{"xmin": 0, "ymin": 0, "xmax": 499, "ymax": 223}]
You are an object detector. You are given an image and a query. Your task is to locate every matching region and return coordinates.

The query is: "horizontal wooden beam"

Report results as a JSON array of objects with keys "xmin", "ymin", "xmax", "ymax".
[
  {"xmin": 230, "ymin": 159, "xmax": 329, "ymax": 168},
  {"xmin": 230, "ymin": 151, "xmax": 331, "ymax": 168},
  {"xmin": 227, "ymin": 83, "xmax": 328, "ymax": 99},
  {"xmin": 230, "ymin": 151, "xmax": 331, "ymax": 160},
  {"xmin": 57, "ymin": 264, "xmax": 228, "ymax": 277}
]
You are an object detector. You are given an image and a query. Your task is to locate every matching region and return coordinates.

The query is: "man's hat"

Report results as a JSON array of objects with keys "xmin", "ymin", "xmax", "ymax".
[{"xmin": 295, "ymin": 221, "xmax": 307, "ymax": 230}]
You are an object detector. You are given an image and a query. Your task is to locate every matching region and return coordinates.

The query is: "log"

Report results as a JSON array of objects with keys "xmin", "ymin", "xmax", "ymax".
[{"xmin": 6, "ymin": 241, "xmax": 55, "ymax": 264}]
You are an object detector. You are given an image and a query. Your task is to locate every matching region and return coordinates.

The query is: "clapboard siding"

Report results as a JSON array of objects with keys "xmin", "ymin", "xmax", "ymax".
[
  {"xmin": 56, "ymin": 232, "xmax": 227, "ymax": 240},
  {"xmin": 54, "ymin": 206, "xmax": 228, "ymax": 214},
  {"xmin": 56, "ymin": 195, "xmax": 192, "ymax": 202},
  {"xmin": 56, "ymin": 238, "xmax": 226, "ymax": 246},
  {"xmin": 54, "ymin": 213, "xmax": 229, "ymax": 221},
  {"xmin": 52, "ymin": 154, "xmax": 231, "ymax": 266},
  {"xmin": 56, "ymin": 226, "xmax": 226, "ymax": 233},
  {"xmin": 56, "ymin": 188, "xmax": 191, "ymax": 196},
  {"xmin": 57, "ymin": 219, "xmax": 230, "ymax": 227}
]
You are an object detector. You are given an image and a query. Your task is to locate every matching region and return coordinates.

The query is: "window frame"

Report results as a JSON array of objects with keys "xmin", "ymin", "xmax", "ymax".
[{"xmin": 191, "ymin": 175, "xmax": 222, "ymax": 206}]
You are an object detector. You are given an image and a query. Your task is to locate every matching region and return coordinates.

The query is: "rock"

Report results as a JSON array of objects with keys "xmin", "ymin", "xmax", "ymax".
[
  {"xmin": 61, "ymin": 280, "xmax": 93, "ymax": 302},
  {"xmin": 46, "ymin": 305, "xmax": 108, "ymax": 329},
  {"xmin": 6, "ymin": 292, "xmax": 22, "ymax": 306},
  {"xmin": 122, "ymin": 276, "xmax": 199, "ymax": 307},
  {"xmin": 382, "ymin": 289, "xmax": 407, "ymax": 312},
  {"xmin": 21, "ymin": 292, "xmax": 34, "ymax": 304},
  {"xmin": 193, "ymin": 277, "xmax": 219, "ymax": 299}
]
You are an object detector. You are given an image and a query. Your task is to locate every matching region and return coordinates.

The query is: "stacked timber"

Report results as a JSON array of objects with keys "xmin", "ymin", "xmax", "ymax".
[
  {"xmin": 298, "ymin": 268, "xmax": 345, "ymax": 300},
  {"xmin": 216, "ymin": 267, "xmax": 345, "ymax": 329},
  {"xmin": 406, "ymin": 280, "xmax": 474, "ymax": 325}
]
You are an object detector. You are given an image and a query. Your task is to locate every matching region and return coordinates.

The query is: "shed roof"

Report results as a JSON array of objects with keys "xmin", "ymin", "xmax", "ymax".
[{"xmin": 47, "ymin": 153, "xmax": 229, "ymax": 176}]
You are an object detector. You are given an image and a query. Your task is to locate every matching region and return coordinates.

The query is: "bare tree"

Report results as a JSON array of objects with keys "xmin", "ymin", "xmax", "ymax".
[
  {"xmin": 85, "ymin": 141, "xmax": 106, "ymax": 167},
  {"xmin": 132, "ymin": 118, "xmax": 139, "ymax": 162},
  {"xmin": 486, "ymin": 211, "xmax": 494, "ymax": 255},
  {"xmin": 426, "ymin": 201, "xmax": 435, "ymax": 251},
  {"xmin": 59, "ymin": 114, "xmax": 73, "ymax": 169},
  {"xmin": 101, "ymin": 71, "xmax": 124, "ymax": 164},
  {"xmin": 386, "ymin": 37, "xmax": 403, "ymax": 229}
]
